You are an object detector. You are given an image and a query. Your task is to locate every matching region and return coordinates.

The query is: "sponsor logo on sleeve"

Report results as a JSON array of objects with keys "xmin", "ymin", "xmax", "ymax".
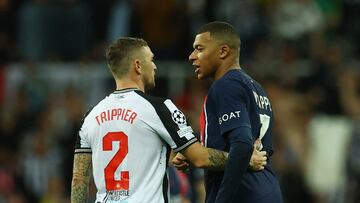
[{"xmin": 219, "ymin": 111, "xmax": 241, "ymax": 125}]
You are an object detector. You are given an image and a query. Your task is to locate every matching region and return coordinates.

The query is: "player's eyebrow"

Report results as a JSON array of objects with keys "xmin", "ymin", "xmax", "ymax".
[{"xmin": 194, "ymin": 44, "xmax": 204, "ymax": 49}]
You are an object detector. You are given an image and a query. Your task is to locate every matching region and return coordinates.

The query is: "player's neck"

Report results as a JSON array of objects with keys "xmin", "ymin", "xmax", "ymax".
[
  {"xmin": 115, "ymin": 79, "xmax": 144, "ymax": 92},
  {"xmin": 214, "ymin": 61, "xmax": 240, "ymax": 80}
]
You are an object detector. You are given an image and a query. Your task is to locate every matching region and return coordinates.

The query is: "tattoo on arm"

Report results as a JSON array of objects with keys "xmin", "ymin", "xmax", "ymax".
[
  {"xmin": 207, "ymin": 148, "xmax": 228, "ymax": 170},
  {"xmin": 71, "ymin": 153, "xmax": 92, "ymax": 203}
]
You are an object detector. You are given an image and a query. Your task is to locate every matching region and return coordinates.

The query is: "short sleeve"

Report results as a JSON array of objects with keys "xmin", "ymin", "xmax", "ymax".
[
  {"xmin": 210, "ymin": 79, "xmax": 251, "ymax": 136},
  {"xmin": 152, "ymin": 99, "xmax": 198, "ymax": 152},
  {"xmin": 74, "ymin": 112, "xmax": 92, "ymax": 153}
]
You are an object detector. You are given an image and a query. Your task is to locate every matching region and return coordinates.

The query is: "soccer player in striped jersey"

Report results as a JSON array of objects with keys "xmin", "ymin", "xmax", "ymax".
[
  {"xmin": 185, "ymin": 21, "xmax": 283, "ymax": 202},
  {"xmin": 71, "ymin": 37, "xmax": 266, "ymax": 203}
]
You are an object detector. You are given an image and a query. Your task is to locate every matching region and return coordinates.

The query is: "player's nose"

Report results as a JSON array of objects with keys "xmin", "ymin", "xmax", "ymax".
[{"xmin": 189, "ymin": 51, "xmax": 196, "ymax": 62}]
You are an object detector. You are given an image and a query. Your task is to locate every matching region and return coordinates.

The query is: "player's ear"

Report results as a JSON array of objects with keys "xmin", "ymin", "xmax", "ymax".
[
  {"xmin": 134, "ymin": 59, "xmax": 141, "ymax": 75},
  {"xmin": 219, "ymin": 44, "xmax": 230, "ymax": 59}
]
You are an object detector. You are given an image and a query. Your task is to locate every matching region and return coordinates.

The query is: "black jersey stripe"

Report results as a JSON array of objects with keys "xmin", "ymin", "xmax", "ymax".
[
  {"xmin": 173, "ymin": 137, "xmax": 197, "ymax": 152},
  {"xmin": 134, "ymin": 90, "xmax": 197, "ymax": 152},
  {"xmin": 162, "ymin": 145, "xmax": 171, "ymax": 203},
  {"xmin": 74, "ymin": 107, "xmax": 94, "ymax": 152}
]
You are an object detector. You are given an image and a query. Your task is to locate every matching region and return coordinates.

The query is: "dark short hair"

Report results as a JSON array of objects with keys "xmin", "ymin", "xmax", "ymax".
[
  {"xmin": 197, "ymin": 21, "xmax": 240, "ymax": 50},
  {"xmin": 106, "ymin": 37, "xmax": 148, "ymax": 78}
]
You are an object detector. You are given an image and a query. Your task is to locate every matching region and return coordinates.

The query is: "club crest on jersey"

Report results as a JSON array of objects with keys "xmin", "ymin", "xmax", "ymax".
[{"xmin": 172, "ymin": 109, "xmax": 187, "ymax": 125}]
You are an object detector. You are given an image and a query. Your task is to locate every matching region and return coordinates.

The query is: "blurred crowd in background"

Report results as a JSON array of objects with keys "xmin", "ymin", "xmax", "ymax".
[{"xmin": 0, "ymin": 0, "xmax": 360, "ymax": 203}]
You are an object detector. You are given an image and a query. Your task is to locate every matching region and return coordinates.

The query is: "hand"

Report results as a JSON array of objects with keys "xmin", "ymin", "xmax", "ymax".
[
  {"xmin": 171, "ymin": 153, "xmax": 190, "ymax": 172},
  {"xmin": 249, "ymin": 139, "xmax": 267, "ymax": 171},
  {"xmin": 254, "ymin": 138, "xmax": 263, "ymax": 150}
]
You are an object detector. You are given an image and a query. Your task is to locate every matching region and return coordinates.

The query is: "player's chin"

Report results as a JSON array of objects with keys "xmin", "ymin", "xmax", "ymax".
[
  {"xmin": 145, "ymin": 82, "xmax": 155, "ymax": 91},
  {"xmin": 197, "ymin": 73, "xmax": 206, "ymax": 80},
  {"xmin": 150, "ymin": 81, "xmax": 156, "ymax": 89}
]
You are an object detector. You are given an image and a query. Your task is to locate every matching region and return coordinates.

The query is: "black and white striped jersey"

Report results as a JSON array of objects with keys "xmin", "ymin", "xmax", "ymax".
[{"xmin": 74, "ymin": 88, "xmax": 197, "ymax": 203}]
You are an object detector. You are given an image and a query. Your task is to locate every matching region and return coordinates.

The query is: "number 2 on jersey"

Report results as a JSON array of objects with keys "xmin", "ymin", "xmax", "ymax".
[
  {"xmin": 258, "ymin": 114, "xmax": 270, "ymax": 150},
  {"xmin": 103, "ymin": 132, "xmax": 129, "ymax": 190}
]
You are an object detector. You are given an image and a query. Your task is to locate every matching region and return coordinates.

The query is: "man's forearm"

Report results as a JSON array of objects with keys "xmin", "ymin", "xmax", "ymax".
[
  {"xmin": 71, "ymin": 176, "xmax": 89, "ymax": 203},
  {"xmin": 71, "ymin": 153, "xmax": 92, "ymax": 203},
  {"xmin": 207, "ymin": 148, "xmax": 228, "ymax": 170},
  {"xmin": 176, "ymin": 139, "xmax": 266, "ymax": 171}
]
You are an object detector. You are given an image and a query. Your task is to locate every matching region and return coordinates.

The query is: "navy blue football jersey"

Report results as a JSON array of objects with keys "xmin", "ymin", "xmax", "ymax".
[{"xmin": 199, "ymin": 69, "xmax": 282, "ymax": 203}]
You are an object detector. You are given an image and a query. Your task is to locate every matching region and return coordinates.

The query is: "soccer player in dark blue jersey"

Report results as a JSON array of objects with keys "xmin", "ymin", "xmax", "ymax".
[{"xmin": 188, "ymin": 21, "xmax": 283, "ymax": 203}]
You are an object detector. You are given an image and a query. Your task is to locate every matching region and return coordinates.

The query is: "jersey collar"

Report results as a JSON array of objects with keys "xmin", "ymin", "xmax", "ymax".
[{"xmin": 113, "ymin": 87, "xmax": 139, "ymax": 94}]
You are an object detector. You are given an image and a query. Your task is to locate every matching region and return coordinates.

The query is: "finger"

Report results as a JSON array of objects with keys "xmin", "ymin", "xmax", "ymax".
[
  {"xmin": 173, "ymin": 163, "xmax": 188, "ymax": 170},
  {"xmin": 174, "ymin": 161, "xmax": 188, "ymax": 167},
  {"xmin": 172, "ymin": 159, "xmax": 188, "ymax": 166},
  {"xmin": 176, "ymin": 156, "xmax": 187, "ymax": 161},
  {"xmin": 172, "ymin": 162, "xmax": 181, "ymax": 166},
  {"xmin": 179, "ymin": 162, "xmax": 189, "ymax": 167},
  {"xmin": 172, "ymin": 159, "xmax": 181, "ymax": 165},
  {"xmin": 175, "ymin": 154, "xmax": 187, "ymax": 162},
  {"xmin": 177, "ymin": 153, "xmax": 186, "ymax": 159},
  {"xmin": 259, "ymin": 156, "xmax": 267, "ymax": 161},
  {"xmin": 254, "ymin": 138, "xmax": 262, "ymax": 147},
  {"xmin": 175, "ymin": 164, "xmax": 189, "ymax": 171}
]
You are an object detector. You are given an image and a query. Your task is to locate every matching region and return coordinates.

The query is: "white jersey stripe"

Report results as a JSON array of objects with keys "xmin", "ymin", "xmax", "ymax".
[
  {"xmin": 204, "ymin": 100, "xmax": 209, "ymax": 147},
  {"xmin": 74, "ymin": 148, "xmax": 91, "ymax": 153}
]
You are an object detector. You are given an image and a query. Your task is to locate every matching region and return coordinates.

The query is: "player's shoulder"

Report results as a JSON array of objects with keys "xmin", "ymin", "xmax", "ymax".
[
  {"xmin": 217, "ymin": 69, "xmax": 247, "ymax": 85},
  {"xmin": 211, "ymin": 70, "xmax": 249, "ymax": 94},
  {"xmin": 134, "ymin": 91, "xmax": 182, "ymax": 118},
  {"xmin": 85, "ymin": 95, "xmax": 111, "ymax": 118},
  {"xmin": 134, "ymin": 90, "xmax": 169, "ymax": 107},
  {"xmin": 77, "ymin": 101, "xmax": 99, "ymax": 131}
]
